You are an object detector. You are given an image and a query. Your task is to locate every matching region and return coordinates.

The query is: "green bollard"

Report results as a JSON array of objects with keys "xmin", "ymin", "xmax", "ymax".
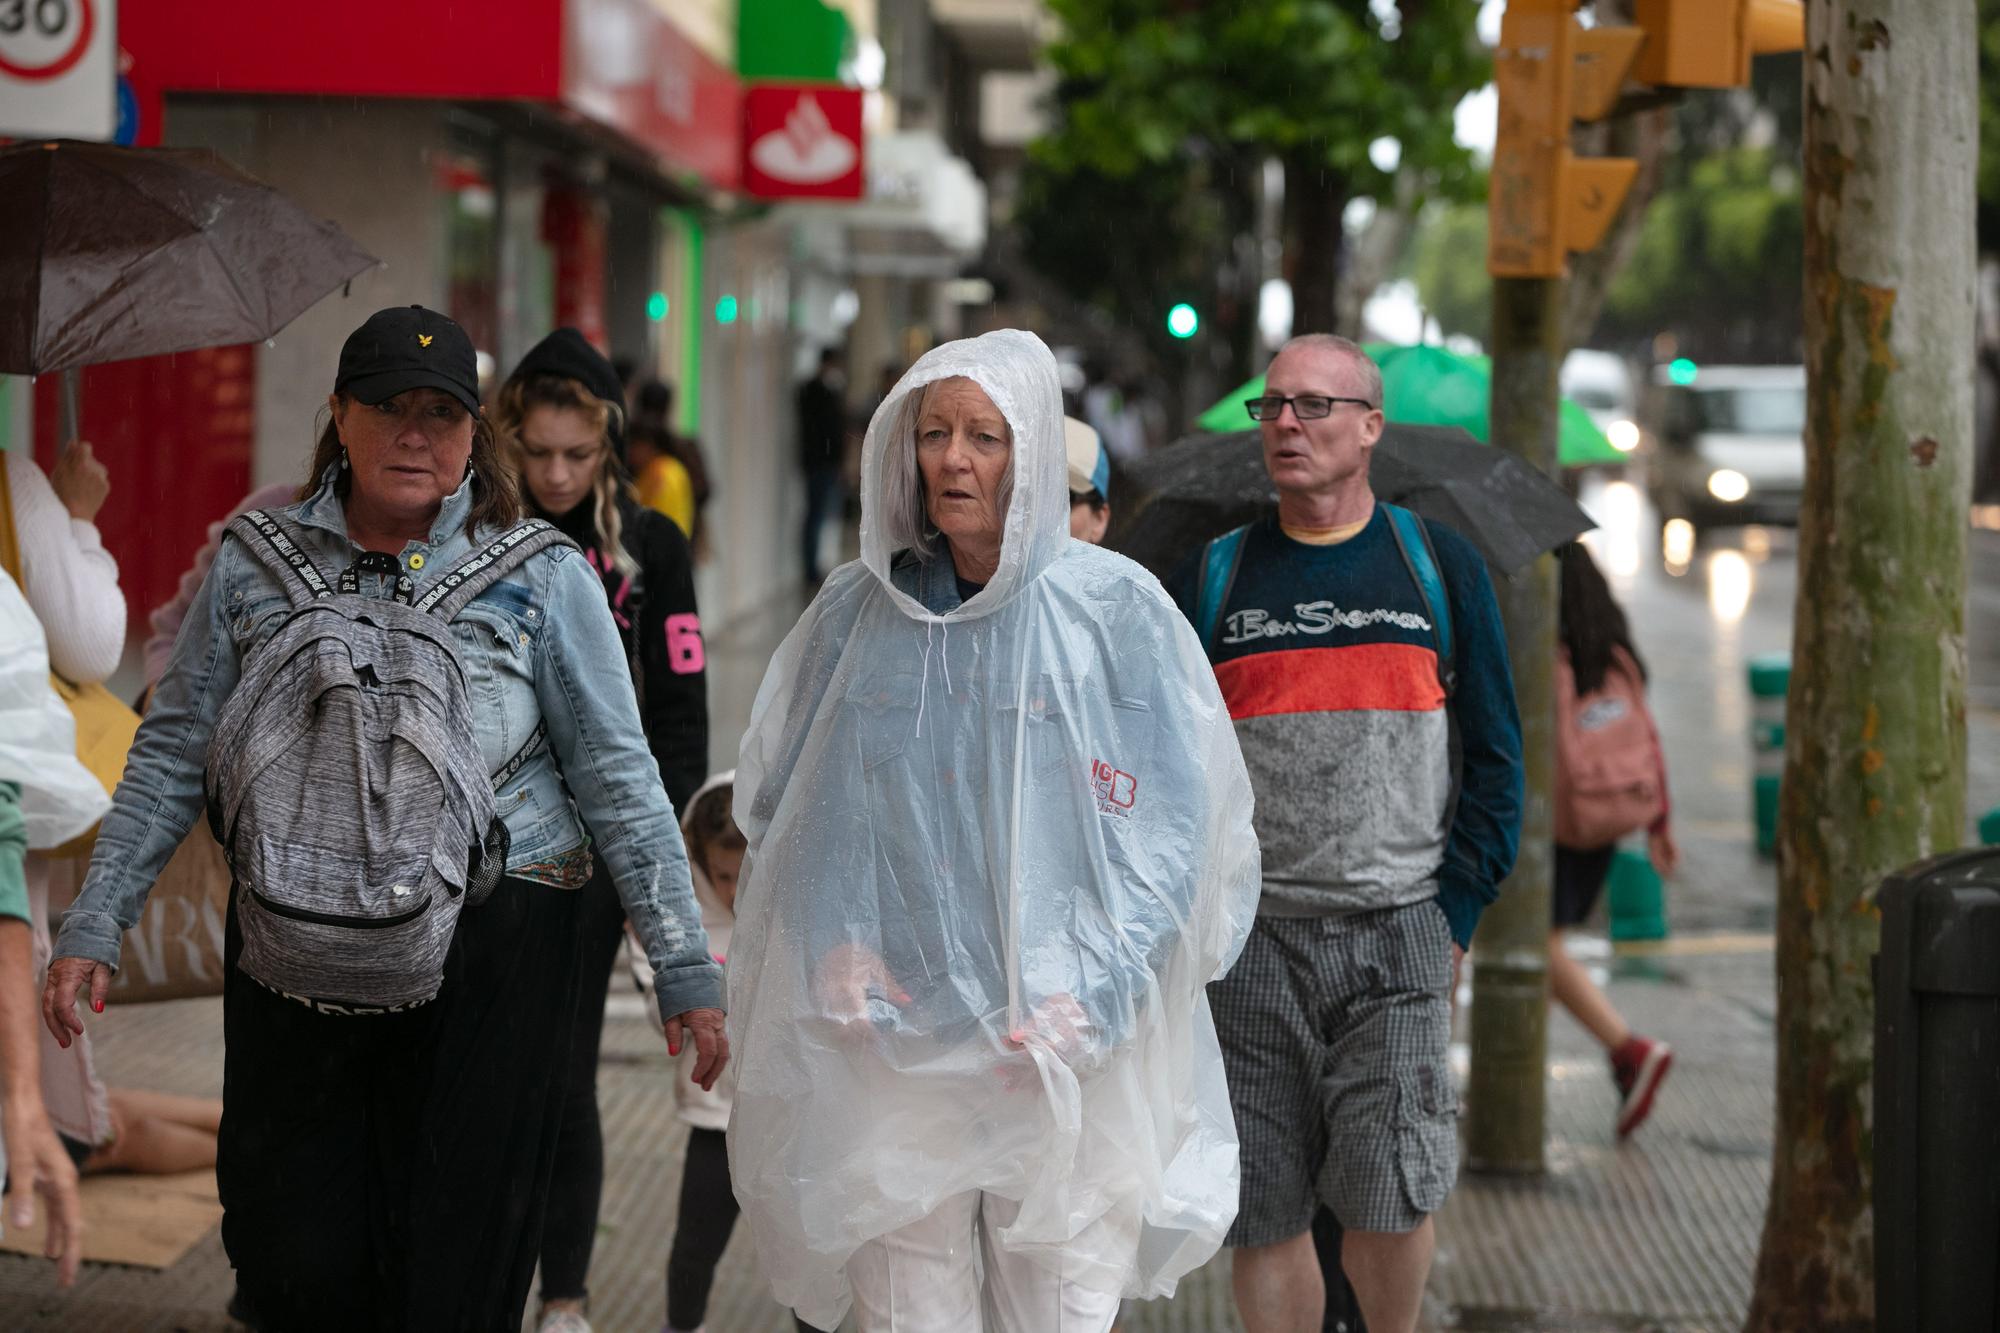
[
  {"xmin": 1606, "ymin": 846, "xmax": 1668, "ymax": 940},
  {"xmin": 1747, "ymin": 654, "xmax": 1790, "ymax": 858}
]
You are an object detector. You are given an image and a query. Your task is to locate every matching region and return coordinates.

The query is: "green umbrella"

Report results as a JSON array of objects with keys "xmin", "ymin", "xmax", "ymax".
[{"xmin": 1193, "ymin": 342, "xmax": 1623, "ymax": 467}]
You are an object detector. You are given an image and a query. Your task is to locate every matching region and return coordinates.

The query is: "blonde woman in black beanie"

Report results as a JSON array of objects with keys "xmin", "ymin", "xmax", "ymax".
[{"xmin": 493, "ymin": 329, "xmax": 710, "ymax": 1333}]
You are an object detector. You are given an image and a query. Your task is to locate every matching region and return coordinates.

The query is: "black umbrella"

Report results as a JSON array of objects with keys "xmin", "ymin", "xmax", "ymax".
[
  {"xmin": 0, "ymin": 140, "xmax": 378, "ymax": 432},
  {"xmin": 1107, "ymin": 424, "xmax": 1595, "ymax": 578}
]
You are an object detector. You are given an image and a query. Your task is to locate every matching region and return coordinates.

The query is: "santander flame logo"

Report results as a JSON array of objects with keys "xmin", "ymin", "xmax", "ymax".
[{"xmin": 749, "ymin": 93, "xmax": 859, "ymax": 185}]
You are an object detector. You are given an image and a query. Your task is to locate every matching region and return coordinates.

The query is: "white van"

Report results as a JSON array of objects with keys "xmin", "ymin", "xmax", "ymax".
[{"xmin": 1644, "ymin": 364, "xmax": 1806, "ymax": 535}]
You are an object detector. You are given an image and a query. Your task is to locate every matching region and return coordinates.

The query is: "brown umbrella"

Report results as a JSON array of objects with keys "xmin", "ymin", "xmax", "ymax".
[{"xmin": 0, "ymin": 139, "xmax": 378, "ymax": 429}]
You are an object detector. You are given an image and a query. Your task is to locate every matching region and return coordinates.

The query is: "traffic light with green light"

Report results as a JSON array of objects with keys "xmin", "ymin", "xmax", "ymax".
[{"xmin": 1167, "ymin": 303, "xmax": 1199, "ymax": 339}]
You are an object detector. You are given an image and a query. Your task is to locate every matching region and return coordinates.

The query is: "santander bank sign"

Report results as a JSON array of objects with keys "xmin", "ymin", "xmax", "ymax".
[{"xmin": 742, "ymin": 84, "xmax": 865, "ymax": 200}]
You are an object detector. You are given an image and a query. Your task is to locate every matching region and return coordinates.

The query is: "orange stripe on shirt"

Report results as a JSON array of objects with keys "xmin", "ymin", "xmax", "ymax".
[{"xmin": 1214, "ymin": 643, "xmax": 1446, "ymax": 720}]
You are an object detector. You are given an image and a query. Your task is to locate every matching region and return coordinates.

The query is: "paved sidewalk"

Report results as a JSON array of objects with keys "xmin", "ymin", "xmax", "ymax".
[{"xmin": 0, "ymin": 931, "xmax": 1779, "ymax": 1333}]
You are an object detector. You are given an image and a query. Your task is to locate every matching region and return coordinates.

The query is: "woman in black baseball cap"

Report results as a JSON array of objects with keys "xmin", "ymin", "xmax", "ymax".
[{"xmin": 43, "ymin": 304, "xmax": 728, "ymax": 1331}]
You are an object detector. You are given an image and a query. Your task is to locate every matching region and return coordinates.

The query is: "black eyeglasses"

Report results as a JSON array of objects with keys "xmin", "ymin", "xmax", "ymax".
[{"xmin": 1246, "ymin": 394, "xmax": 1377, "ymax": 422}]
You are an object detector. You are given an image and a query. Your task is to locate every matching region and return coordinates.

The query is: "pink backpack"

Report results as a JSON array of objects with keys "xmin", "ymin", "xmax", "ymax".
[{"xmin": 1554, "ymin": 645, "xmax": 1667, "ymax": 849}]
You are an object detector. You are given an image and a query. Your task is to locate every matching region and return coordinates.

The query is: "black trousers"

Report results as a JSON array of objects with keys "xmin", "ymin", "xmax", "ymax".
[
  {"xmin": 218, "ymin": 877, "xmax": 584, "ymax": 1332},
  {"xmin": 668, "ymin": 1127, "xmax": 820, "ymax": 1332},
  {"xmin": 537, "ymin": 866, "xmax": 630, "ymax": 1302},
  {"xmin": 217, "ymin": 899, "xmax": 442, "ymax": 1332}
]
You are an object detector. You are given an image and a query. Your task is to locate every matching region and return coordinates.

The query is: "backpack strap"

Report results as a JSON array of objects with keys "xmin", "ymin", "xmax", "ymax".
[
  {"xmin": 227, "ymin": 510, "xmax": 334, "ymax": 608},
  {"xmin": 1382, "ymin": 503, "xmax": 1456, "ymax": 700},
  {"xmin": 412, "ymin": 520, "xmax": 575, "ymax": 623},
  {"xmin": 1194, "ymin": 524, "xmax": 1252, "ymax": 657}
]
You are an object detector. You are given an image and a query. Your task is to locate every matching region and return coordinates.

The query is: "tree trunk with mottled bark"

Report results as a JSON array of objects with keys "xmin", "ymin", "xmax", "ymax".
[{"xmin": 1744, "ymin": 2, "xmax": 1977, "ymax": 1328}]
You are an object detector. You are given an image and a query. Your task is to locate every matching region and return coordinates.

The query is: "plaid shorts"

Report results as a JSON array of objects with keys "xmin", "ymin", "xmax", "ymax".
[{"xmin": 1209, "ymin": 898, "xmax": 1459, "ymax": 1245}]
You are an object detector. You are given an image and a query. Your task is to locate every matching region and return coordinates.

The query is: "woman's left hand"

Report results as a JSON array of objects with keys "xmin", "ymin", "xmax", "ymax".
[
  {"xmin": 1007, "ymin": 993, "xmax": 1094, "ymax": 1066},
  {"xmin": 665, "ymin": 1007, "xmax": 729, "ymax": 1091}
]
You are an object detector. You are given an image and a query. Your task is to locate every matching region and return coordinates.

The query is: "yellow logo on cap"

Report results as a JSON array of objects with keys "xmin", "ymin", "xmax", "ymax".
[{"xmin": 417, "ymin": 334, "xmax": 434, "ymax": 348}]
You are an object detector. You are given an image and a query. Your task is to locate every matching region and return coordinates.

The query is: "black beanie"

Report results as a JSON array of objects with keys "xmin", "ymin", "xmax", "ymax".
[{"xmin": 510, "ymin": 328, "xmax": 627, "ymax": 454}]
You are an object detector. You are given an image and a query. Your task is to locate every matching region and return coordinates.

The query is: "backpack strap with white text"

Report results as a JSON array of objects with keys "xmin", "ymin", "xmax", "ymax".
[
  {"xmin": 411, "ymin": 519, "xmax": 574, "ymax": 623},
  {"xmin": 228, "ymin": 510, "xmax": 335, "ymax": 608}
]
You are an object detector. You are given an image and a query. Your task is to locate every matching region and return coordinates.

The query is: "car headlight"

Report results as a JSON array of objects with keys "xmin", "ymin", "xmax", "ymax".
[
  {"xmin": 1707, "ymin": 469, "xmax": 1750, "ymax": 502},
  {"xmin": 1607, "ymin": 419, "xmax": 1641, "ymax": 452}
]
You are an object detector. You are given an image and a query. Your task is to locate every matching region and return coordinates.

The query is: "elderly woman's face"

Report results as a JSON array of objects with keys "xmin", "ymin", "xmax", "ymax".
[
  {"xmin": 915, "ymin": 377, "xmax": 1011, "ymax": 554},
  {"xmin": 333, "ymin": 388, "xmax": 475, "ymax": 523}
]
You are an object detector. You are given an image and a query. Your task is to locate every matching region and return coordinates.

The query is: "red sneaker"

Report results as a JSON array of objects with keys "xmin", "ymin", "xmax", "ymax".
[{"xmin": 1611, "ymin": 1036, "xmax": 1674, "ymax": 1138}]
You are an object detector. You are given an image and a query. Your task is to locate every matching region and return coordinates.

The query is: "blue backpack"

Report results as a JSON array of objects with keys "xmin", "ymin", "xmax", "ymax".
[{"xmin": 1191, "ymin": 503, "xmax": 1456, "ymax": 698}]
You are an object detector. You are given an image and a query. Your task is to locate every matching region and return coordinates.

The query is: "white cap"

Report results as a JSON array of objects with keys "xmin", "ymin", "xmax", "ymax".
[{"xmin": 1064, "ymin": 416, "xmax": 1110, "ymax": 497}]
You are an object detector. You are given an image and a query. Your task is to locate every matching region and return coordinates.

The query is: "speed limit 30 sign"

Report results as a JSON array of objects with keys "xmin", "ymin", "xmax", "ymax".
[{"xmin": 0, "ymin": 0, "xmax": 115, "ymax": 139}]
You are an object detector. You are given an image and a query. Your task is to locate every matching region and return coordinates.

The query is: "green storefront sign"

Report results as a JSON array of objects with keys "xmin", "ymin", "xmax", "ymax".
[{"xmin": 737, "ymin": 0, "xmax": 851, "ymax": 80}]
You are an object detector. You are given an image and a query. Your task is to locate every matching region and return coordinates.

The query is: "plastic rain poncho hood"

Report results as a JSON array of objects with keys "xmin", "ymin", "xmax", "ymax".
[{"xmin": 728, "ymin": 329, "xmax": 1260, "ymax": 1328}]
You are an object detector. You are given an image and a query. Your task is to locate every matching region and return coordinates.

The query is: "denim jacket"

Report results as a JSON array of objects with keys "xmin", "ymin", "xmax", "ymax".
[{"xmin": 53, "ymin": 469, "xmax": 721, "ymax": 1022}]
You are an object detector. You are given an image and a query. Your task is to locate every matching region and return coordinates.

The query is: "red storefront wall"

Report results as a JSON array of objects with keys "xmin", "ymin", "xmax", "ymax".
[
  {"xmin": 32, "ymin": 349, "xmax": 257, "ymax": 625},
  {"xmin": 66, "ymin": 0, "xmax": 738, "ymax": 626}
]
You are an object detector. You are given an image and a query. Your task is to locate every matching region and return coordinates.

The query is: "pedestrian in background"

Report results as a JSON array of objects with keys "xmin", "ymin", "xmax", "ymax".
[
  {"xmin": 629, "ymin": 379, "xmax": 708, "ymax": 543},
  {"xmin": 1169, "ymin": 335, "xmax": 1522, "ymax": 1333},
  {"xmin": 1551, "ymin": 541, "xmax": 1678, "ymax": 1138},
  {"xmin": 44, "ymin": 305, "xmax": 724, "ymax": 1331},
  {"xmin": 730, "ymin": 330, "xmax": 1259, "ymax": 1333},
  {"xmin": 796, "ymin": 346, "xmax": 848, "ymax": 584},
  {"xmin": 492, "ymin": 326, "xmax": 711, "ymax": 1333},
  {"xmin": 1066, "ymin": 415, "xmax": 1113, "ymax": 544}
]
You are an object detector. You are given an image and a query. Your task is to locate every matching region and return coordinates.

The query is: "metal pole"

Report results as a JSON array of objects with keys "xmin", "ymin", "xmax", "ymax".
[
  {"xmin": 57, "ymin": 368, "xmax": 80, "ymax": 452},
  {"xmin": 1465, "ymin": 272, "xmax": 1563, "ymax": 1173}
]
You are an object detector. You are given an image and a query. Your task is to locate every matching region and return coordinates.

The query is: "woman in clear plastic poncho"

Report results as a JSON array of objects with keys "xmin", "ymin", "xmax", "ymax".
[{"xmin": 728, "ymin": 329, "xmax": 1260, "ymax": 1332}]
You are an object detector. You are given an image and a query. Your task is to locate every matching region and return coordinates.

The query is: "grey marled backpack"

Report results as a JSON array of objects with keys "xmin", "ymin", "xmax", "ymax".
[{"xmin": 205, "ymin": 509, "xmax": 571, "ymax": 1012}]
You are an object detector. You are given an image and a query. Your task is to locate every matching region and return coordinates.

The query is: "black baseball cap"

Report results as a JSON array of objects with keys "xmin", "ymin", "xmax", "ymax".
[{"xmin": 335, "ymin": 305, "xmax": 481, "ymax": 414}]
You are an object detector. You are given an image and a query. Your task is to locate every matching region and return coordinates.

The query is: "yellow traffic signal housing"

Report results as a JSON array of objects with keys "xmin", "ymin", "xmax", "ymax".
[
  {"xmin": 1488, "ymin": 1, "xmax": 1642, "ymax": 277},
  {"xmin": 1487, "ymin": 0, "xmax": 1803, "ymax": 278},
  {"xmin": 1634, "ymin": 0, "xmax": 1806, "ymax": 88}
]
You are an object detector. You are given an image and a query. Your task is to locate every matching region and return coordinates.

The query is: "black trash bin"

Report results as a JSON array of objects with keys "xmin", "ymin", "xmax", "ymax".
[{"xmin": 1875, "ymin": 849, "xmax": 2000, "ymax": 1331}]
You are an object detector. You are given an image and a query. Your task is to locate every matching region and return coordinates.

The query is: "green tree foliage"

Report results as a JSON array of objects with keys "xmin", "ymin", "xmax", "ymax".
[
  {"xmin": 1026, "ymin": 0, "xmax": 1487, "ymax": 343},
  {"xmin": 1036, "ymin": 0, "xmax": 1483, "ymax": 191},
  {"xmin": 1599, "ymin": 147, "xmax": 1804, "ymax": 360},
  {"xmin": 1406, "ymin": 199, "xmax": 1492, "ymax": 343},
  {"xmin": 1014, "ymin": 152, "xmax": 1251, "ymax": 373}
]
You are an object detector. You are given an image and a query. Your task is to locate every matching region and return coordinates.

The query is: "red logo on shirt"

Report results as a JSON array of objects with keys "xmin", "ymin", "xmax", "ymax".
[{"xmin": 1091, "ymin": 759, "xmax": 1137, "ymax": 818}]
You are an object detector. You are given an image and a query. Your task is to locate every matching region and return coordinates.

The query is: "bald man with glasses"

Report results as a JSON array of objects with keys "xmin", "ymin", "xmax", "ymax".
[{"xmin": 1168, "ymin": 335, "xmax": 1523, "ymax": 1333}]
